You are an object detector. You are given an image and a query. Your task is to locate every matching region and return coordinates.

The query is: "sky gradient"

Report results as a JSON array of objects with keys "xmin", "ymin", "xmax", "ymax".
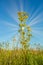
[{"xmin": 0, "ymin": 0, "xmax": 43, "ymax": 47}]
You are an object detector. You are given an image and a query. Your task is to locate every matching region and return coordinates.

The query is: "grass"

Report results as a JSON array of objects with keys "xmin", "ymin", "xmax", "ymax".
[{"xmin": 0, "ymin": 48, "xmax": 43, "ymax": 65}]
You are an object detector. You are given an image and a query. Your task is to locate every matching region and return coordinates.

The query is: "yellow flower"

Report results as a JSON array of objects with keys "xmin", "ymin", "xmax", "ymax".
[
  {"xmin": 21, "ymin": 41, "xmax": 26, "ymax": 44},
  {"xmin": 22, "ymin": 31, "xmax": 25, "ymax": 35},
  {"xmin": 19, "ymin": 24, "xmax": 26, "ymax": 27},
  {"xmin": 19, "ymin": 17, "xmax": 24, "ymax": 21},
  {"xmin": 18, "ymin": 12, "xmax": 22, "ymax": 17},
  {"xmin": 28, "ymin": 34, "xmax": 32, "ymax": 36},
  {"xmin": 27, "ymin": 26, "xmax": 31, "ymax": 31},
  {"xmin": 18, "ymin": 12, "xmax": 28, "ymax": 21},
  {"xmin": 24, "ymin": 15, "xmax": 28, "ymax": 19},
  {"xmin": 18, "ymin": 12, "xmax": 26, "ymax": 17}
]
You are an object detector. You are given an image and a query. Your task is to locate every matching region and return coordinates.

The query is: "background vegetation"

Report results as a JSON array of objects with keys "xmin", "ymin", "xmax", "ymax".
[{"xmin": 0, "ymin": 42, "xmax": 43, "ymax": 65}]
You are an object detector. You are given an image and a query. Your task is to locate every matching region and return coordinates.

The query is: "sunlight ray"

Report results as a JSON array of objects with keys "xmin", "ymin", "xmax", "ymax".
[
  {"xmin": 11, "ymin": 28, "xmax": 18, "ymax": 31},
  {"xmin": 6, "ymin": 9, "xmax": 19, "ymax": 24},
  {"xmin": 29, "ymin": 12, "xmax": 43, "ymax": 26},
  {"xmin": 1, "ymin": 27, "xmax": 18, "ymax": 34},
  {"xmin": 7, "ymin": 29, "xmax": 18, "ymax": 33},
  {"xmin": 5, "ymin": 1, "xmax": 19, "ymax": 24},
  {"xmin": 6, "ymin": 31, "xmax": 18, "ymax": 39},
  {"xmin": 10, "ymin": 0, "xmax": 18, "ymax": 11},
  {"xmin": 29, "ymin": 18, "xmax": 43, "ymax": 26},
  {"xmin": 10, "ymin": 0, "xmax": 20, "ymax": 24},
  {"xmin": 0, "ymin": 29, "xmax": 18, "ymax": 41},
  {"xmin": 32, "ymin": 29, "xmax": 43, "ymax": 36},
  {"xmin": 4, "ymin": 22, "xmax": 19, "ymax": 28},
  {"xmin": 19, "ymin": 0, "xmax": 23, "ymax": 12},
  {"xmin": 29, "ymin": 4, "xmax": 42, "ymax": 22},
  {"xmin": 31, "ymin": 27, "xmax": 43, "ymax": 30}
]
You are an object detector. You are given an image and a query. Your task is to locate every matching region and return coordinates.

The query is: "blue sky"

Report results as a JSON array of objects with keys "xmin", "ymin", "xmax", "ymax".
[{"xmin": 0, "ymin": 0, "xmax": 43, "ymax": 47}]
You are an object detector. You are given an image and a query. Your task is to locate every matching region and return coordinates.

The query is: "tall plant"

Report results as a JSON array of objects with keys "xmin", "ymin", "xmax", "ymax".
[{"xmin": 18, "ymin": 12, "xmax": 32, "ymax": 49}]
